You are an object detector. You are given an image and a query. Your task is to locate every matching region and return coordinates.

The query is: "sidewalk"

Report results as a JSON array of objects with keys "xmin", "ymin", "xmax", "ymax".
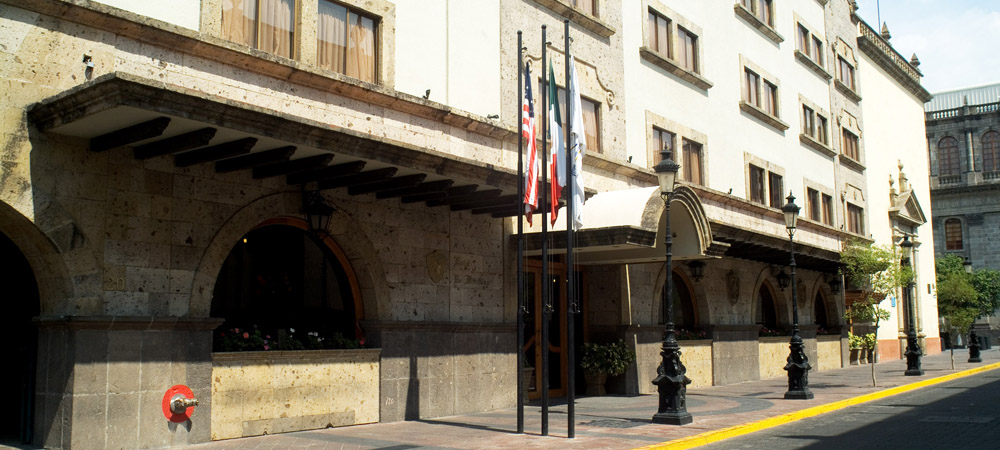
[{"xmin": 183, "ymin": 348, "xmax": 1000, "ymax": 450}]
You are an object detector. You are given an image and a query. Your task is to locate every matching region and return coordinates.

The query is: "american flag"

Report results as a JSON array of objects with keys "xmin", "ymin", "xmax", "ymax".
[{"xmin": 522, "ymin": 62, "xmax": 539, "ymax": 224}]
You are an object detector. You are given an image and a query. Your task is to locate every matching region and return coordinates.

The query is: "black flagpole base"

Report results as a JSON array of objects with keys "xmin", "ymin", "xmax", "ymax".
[
  {"xmin": 652, "ymin": 411, "xmax": 693, "ymax": 425},
  {"xmin": 651, "ymin": 344, "xmax": 693, "ymax": 426},
  {"xmin": 904, "ymin": 340, "xmax": 924, "ymax": 376},
  {"xmin": 783, "ymin": 337, "xmax": 813, "ymax": 400},
  {"xmin": 784, "ymin": 388, "xmax": 814, "ymax": 400}
]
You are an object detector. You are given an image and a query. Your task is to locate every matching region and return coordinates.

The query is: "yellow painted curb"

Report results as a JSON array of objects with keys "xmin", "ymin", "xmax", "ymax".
[{"xmin": 636, "ymin": 362, "xmax": 1000, "ymax": 450}]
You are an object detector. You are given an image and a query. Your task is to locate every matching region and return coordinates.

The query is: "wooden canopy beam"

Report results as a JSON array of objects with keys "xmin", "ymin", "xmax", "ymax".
[
  {"xmin": 252, "ymin": 154, "xmax": 334, "ymax": 179},
  {"xmin": 89, "ymin": 117, "xmax": 171, "ymax": 152},
  {"xmin": 319, "ymin": 167, "xmax": 398, "ymax": 190},
  {"xmin": 133, "ymin": 127, "xmax": 217, "ymax": 160},
  {"xmin": 348, "ymin": 174, "xmax": 427, "ymax": 196},
  {"xmin": 215, "ymin": 146, "xmax": 296, "ymax": 173},
  {"xmin": 286, "ymin": 160, "xmax": 367, "ymax": 184},
  {"xmin": 174, "ymin": 137, "xmax": 257, "ymax": 167},
  {"xmin": 401, "ymin": 184, "xmax": 477, "ymax": 203},
  {"xmin": 376, "ymin": 179, "xmax": 454, "ymax": 200}
]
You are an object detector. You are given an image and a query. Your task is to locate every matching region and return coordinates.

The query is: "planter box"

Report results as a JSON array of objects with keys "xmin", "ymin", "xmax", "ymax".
[
  {"xmin": 758, "ymin": 336, "xmax": 790, "ymax": 380},
  {"xmin": 211, "ymin": 349, "xmax": 380, "ymax": 440},
  {"xmin": 679, "ymin": 339, "xmax": 713, "ymax": 388},
  {"xmin": 816, "ymin": 335, "xmax": 843, "ymax": 371}
]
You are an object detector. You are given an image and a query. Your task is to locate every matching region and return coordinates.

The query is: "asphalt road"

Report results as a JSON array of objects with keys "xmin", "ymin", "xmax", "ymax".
[{"xmin": 697, "ymin": 368, "xmax": 1000, "ymax": 450}]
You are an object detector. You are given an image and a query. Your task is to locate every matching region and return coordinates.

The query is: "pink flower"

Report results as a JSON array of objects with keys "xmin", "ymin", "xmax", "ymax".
[
  {"xmin": 243, "ymin": 332, "xmax": 249, "ymax": 339},
  {"xmin": 263, "ymin": 345, "xmax": 270, "ymax": 350},
  {"xmin": 266, "ymin": 335, "xmax": 271, "ymax": 339},
  {"xmin": 359, "ymin": 337, "xmax": 366, "ymax": 346}
]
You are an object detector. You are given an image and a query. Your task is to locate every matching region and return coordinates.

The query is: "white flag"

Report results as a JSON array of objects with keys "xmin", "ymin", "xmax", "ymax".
[{"xmin": 567, "ymin": 56, "xmax": 586, "ymax": 230}]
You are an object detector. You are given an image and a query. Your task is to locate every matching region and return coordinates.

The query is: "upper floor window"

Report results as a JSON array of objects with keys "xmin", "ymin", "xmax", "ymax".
[
  {"xmin": 807, "ymin": 188, "xmax": 820, "ymax": 221},
  {"xmin": 223, "ymin": 0, "xmax": 296, "ymax": 58},
  {"xmin": 983, "ymin": 131, "xmax": 1000, "ymax": 173},
  {"xmin": 767, "ymin": 172, "xmax": 783, "ymax": 207},
  {"xmin": 847, "ymin": 203, "xmax": 864, "ymax": 235},
  {"xmin": 801, "ymin": 105, "xmax": 829, "ymax": 146},
  {"xmin": 806, "ymin": 188, "xmax": 834, "ymax": 226},
  {"xmin": 681, "ymin": 139, "xmax": 703, "ymax": 185},
  {"xmin": 741, "ymin": 0, "xmax": 773, "ymax": 27},
  {"xmin": 821, "ymin": 193, "xmax": 833, "ymax": 226},
  {"xmin": 749, "ymin": 164, "xmax": 766, "ymax": 204},
  {"xmin": 837, "ymin": 56, "xmax": 855, "ymax": 90},
  {"xmin": 678, "ymin": 27, "xmax": 699, "ymax": 73},
  {"xmin": 740, "ymin": 58, "xmax": 786, "ymax": 130},
  {"xmin": 945, "ymin": 218, "xmax": 963, "ymax": 250},
  {"xmin": 653, "ymin": 127, "xmax": 675, "ymax": 157},
  {"xmin": 842, "ymin": 128, "xmax": 859, "ymax": 161},
  {"xmin": 573, "ymin": 0, "xmax": 597, "ymax": 17},
  {"xmin": 541, "ymin": 81, "xmax": 602, "ymax": 153},
  {"xmin": 318, "ymin": 0, "xmax": 377, "ymax": 83},
  {"xmin": 648, "ymin": 10, "xmax": 672, "ymax": 59},
  {"xmin": 938, "ymin": 136, "xmax": 960, "ymax": 176},
  {"xmin": 642, "ymin": 5, "xmax": 707, "ymax": 86},
  {"xmin": 744, "ymin": 69, "xmax": 760, "ymax": 106}
]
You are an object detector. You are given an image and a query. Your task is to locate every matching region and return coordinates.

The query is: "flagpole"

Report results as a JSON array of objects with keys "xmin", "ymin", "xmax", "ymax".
[
  {"xmin": 515, "ymin": 30, "xmax": 525, "ymax": 436},
  {"xmin": 539, "ymin": 23, "xmax": 551, "ymax": 437},
  {"xmin": 563, "ymin": 19, "xmax": 576, "ymax": 439}
]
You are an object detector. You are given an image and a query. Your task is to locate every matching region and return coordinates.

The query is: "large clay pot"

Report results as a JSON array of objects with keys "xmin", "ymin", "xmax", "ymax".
[{"xmin": 584, "ymin": 371, "xmax": 607, "ymax": 396}]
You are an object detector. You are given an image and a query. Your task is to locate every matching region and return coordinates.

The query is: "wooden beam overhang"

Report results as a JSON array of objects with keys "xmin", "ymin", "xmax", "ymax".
[
  {"xmin": 89, "ymin": 116, "xmax": 171, "ymax": 152},
  {"xmin": 401, "ymin": 185, "xmax": 478, "ymax": 204},
  {"xmin": 348, "ymin": 174, "xmax": 427, "ymax": 196},
  {"xmin": 450, "ymin": 194, "xmax": 517, "ymax": 211},
  {"xmin": 174, "ymin": 137, "xmax": 257, "ymax": 167},
  {"xmin": 319, "ymin": 168, "xmax": 398, "ymax": 190},
  {"xmin": 252, "ymin": 154, "xmax": 334, "ymax": 179},
  {"xmin": 215, "ymin": 146, "xmax": 297, "ymax": 173},
  {"xmin": 287, "ymin": 161, "xmax": 368, "ymax": 184},
  {"xmin": 133, "ymin": 127, "xmax": 216, "ymax": 159},
  {"xmin": 376, "ymin": 179, "xmax": 454, "ymax": 200},
  {"xmin": 426, "ymin": 189, "xmax": 502, "ymax": 208}
]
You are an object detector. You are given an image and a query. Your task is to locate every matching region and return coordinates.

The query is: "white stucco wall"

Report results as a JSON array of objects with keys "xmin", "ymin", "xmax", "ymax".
[
  {"xmin": 622, "ymin": 1, "xmax": 837, "ymax": 200},
  {"xmin": 859, "ymin": 53, "xmax": 939, "ymax": 342},
  {"xmin": 92, "ymin": 0, "xmax": 201, "ymax": 30},
  {"xmin": 395, "ymin": 0, "xmax": 501, "ymax": 117}
]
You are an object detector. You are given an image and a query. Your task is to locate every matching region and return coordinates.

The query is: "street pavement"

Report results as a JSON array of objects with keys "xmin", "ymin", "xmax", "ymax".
[
  {"xmin": 175, "ymin": 348, "xmax": 1000, "ymax": 450},
  {"xmin": 696, "ymin": 359, "xmax": 1000, "ymax": 449}
]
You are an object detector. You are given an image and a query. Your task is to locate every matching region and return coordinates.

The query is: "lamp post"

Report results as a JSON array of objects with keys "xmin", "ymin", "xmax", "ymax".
[
  {"xmin": 302, "ymin": 190, "xmax": 336, "ymax": 236},
  {"xmin": 900, "ymin": 235, "xmax": 924, "ymax": 374},
  {"xmin": 782, "ymin": 192, "xmax": 813, "ymax": 400},
  {"xmin": 651, "ymin": 147, "xmax": 692, "ymax": 425},
  {"xmin": 963, "ymin": 258, "xmax": 982, "ymax": 363}
]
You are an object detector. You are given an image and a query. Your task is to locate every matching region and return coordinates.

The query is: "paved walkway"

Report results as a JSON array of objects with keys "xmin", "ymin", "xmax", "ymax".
[{"xmin": 182, "ymin": 348, "xmax": 999, "ymax": 450}]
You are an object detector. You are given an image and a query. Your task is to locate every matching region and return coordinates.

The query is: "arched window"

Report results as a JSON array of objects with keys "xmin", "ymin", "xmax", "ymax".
[
  {"xmin": 938, "ymin": 136, "xmax": 960, "ymax": 176},
  {"xmin": 211, "ymin": 224, "xmax": 361, "ymax": 351},
  {"xmin": 756, "ymin": 284, "xmax": 778, "ymax": 330},
  {"xmin": 660, "ymin": 271, "xmax": 695, "ymax": 329},
  {"xmin": 983, "ymin": 131, "xmax": 1000, "ymax": 173},
  {"xmin": 945, "ymin": 218, "xmax": 963, "ymax": 250},
  {"xmin": 813, "ymin": 292, "xmax": 829, "ymax": 328}
]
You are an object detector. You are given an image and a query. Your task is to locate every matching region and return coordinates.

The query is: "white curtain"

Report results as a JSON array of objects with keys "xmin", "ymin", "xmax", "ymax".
[
  {"xmin": 222, "ymin": 0, "xmax": 257, "ymax": 47},
  {"xmin": 259, "ymin": 0, "xmax": 294, "ymax": 58},
  {"xmin": 318, "ymin": 1, "xmax": 347, "ymax": 73}
]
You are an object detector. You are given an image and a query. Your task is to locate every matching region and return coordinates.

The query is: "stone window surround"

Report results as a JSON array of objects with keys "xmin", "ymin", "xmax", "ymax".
[
  {"xmin": 943, "ymin": 217, "xmax": 965, "ymax": 251},
  {"xmin": 537, "ymin": 62, "xmax": 605, "ymax": 154},
  {"xmin": 832, "ymin": 38, "xmax": 862, "ymax": 103},
  {"xmin": 645, "ymin": 111, "xmax": 708, "ymax": 186},
  {"xmin": 744, "ymin": 152, "xmax": 785, "ymax": 208},
  {"xmin": 798, "ymin": 94, "xmax": 834, "ymax": 157},
  {"xmin": 801, "ymin": 178, "xmax": 836, "ymax": 228},
  {"xmin": 202, "ymin": 0, "xmax": 396, "ymax": 87},
  {"xmin": 837, "ymin": 109, "xmax": 866, "ymax": 171},
  {"xmin": 739, "ymin": 55, "xmax": 789, "ymax": 132},
  {"xmin": 842, "ymin": 182, "xmax": 868, "ymax": 237},
  {"xmin": 792, "ymin": 13, "xmax": 831, "ymax": 80},
  {"xmin": 733, "ymin": 0, "xmax": 784, "ymax": 44},
  {"xmin": 639, "ymin": 0, "xmax": 713, "ymax": 91},
  {"xmin": 845, "ymin": 201, "xmax": 867, "ymax": 237},
  {"xmin": 530, "ymin": 0, "xmax": 616, "ymax": 38}
]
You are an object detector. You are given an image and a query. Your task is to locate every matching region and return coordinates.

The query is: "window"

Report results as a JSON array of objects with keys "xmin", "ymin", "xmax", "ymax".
[
  {"xmin": 741, "ymin": 0, "xmax": 773, "ymax": 27},
  {"xmin": 821, "ymin": 193, "xmax": 833, "ymax": 226},
  {"xmin": 768, "ymin": 172, "xmax": 783, "ymax": 207},
  {"xmin": 807, "ymin": 188, "xmax": 820, "ymax": 221},
  {"xmin": 842, "ymin": 128, "xmax": 859, "ymax": 161},
  {"xmin": 318, "ymin": 0, "xmax": 377, "ymax": 83},
  {"xmin": 653, "ymin": 127, "xmax": 675, "ymax": 157},
  {"xmin": 847, "ymin": 204, "xmax": 864, "ymax": 235},
  {"xmin": 744, "ymin": 69, "xmax": 760, "ymax": 106},
  {"xmin": 749, "ymin": 164, "xmax": 766, "ymax": 204},
  {"xmin": 838, "ymin": 56, "xmax": 855, "ymax": 90},
  {"xmin": 541, "ymin": 81, "xmax": 602, "ymax": 153},
  {"xmin": 678, "ymin": 27, "xmax": 698, "ymax": 72},
  {"xmin": 817, "ymin": 115, "xmax": 828, "ymax": 144},
  {"xmin": 682, "ymin": 139, "xmax": 703, "ymax": 185},
  {"xmin": 811, "ymin": 36, "xmax": 824, "ymax": 65},
  {"xmin": 762, "ymin": 81, "xmax": 778, "ymax": 116},
  {"xmin": 945, "ymin": 218, "xmax": 963, "ymax": 250},
  {"xmin": 222, "ymin": 0, "xmax": 296, "ymax": 58},
  {"xmin": 572, "ymin": 0, "xmax": 597, "ymax": 17},
  {"xmin": 938, "ymin": 136, "xmax": 960, "ymax": 176},
  {"xmin": 797, "ymin": 25, "xmax": 810, "ymax": 55},
  {"xmin": 983, "ymin": 131, "xmax": 1000, "ymax": 173},
  {"xmin": 800, "ymin": 102, "xmax": 830, "ymax": 148},
  {"xmin": 648, "ymin": 10, "xmax": 672, "ymax": 59}
]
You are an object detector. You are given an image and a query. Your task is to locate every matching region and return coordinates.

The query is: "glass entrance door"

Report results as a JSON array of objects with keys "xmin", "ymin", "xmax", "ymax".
[{"xmin": 522, "ymin": 263, "xmax": 567, "ymax": 399}]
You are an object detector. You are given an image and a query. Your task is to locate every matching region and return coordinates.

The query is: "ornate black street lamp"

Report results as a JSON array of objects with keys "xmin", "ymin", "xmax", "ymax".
[
  {"xmin": 900, "ymin": 235, "xmax": 924, "ymax": 374},
  {"xmin": 782, "ymin": 192, "xmax": 813, "ymax": 400},
  {"xmin": 302, "ymin": 190, "xmax": 336, "ymax": 236},
  {"xmin": 651, "ymin": 147, "xmax": 692, "ymax": 425},
  {"xmin": 687, "ymin": 260, "xmax": 705, "ymax": 282}
]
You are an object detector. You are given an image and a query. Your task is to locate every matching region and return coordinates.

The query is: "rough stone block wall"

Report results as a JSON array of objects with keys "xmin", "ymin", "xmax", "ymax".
[{"xmin": 816, "ymin": 336, "xmax": 843, "ymax": 371}]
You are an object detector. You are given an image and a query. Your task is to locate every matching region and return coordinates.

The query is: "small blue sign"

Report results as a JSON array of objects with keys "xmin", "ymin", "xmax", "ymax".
[{"xmin": 890, "ymin": 296, "xmax": 896, "ymax": 307}]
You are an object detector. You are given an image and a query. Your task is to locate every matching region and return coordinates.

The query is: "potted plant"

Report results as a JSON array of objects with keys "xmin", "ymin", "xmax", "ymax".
[
  {"xmin": 863, "ymin": 332, "xmax": 878, "ymax": 364},
  {"xmin": 848, "ymin": 332, "xmax": 863, "ymax": 365},
  {"xmin": 580, "ymin": 340, "xmax": 635, "ymax": 396}
]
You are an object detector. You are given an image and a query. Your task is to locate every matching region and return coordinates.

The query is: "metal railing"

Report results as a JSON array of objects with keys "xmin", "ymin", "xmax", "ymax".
[{"xmin": 927, "ymin": 101, "xmax": 1000, "ymax": 120}]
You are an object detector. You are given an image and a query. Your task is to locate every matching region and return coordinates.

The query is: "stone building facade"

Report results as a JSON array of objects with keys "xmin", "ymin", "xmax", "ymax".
[
  {"xmin": 925, "ymin": 82, "xmax": 1000, "ymax": 339},
  {"xmin": 0, "ymin": 0, "xmax": 937, "ymax": 448}
]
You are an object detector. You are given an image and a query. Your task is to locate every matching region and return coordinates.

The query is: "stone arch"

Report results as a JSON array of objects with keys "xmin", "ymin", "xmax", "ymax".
[
  {"xmin": 641, "ymin": 185, "xmax": 715, "ymax": 258},
  {"xmin": 751, "ymin": 268, "xmax": 787, "ymax": 328},
  {"xmin": 810, "ymin": 275, "xmax": 840, "ymax": 328},
  {"xmin": 189, "ymin": 191, "xmax": 388, "ymax": 320},
  {"xmin": 0, "ymin": 200, "xmax": 75, "ymax": 314},
  {"xmin": 651, "ymin": 264, "xmax": 710, "ymax": 328}
]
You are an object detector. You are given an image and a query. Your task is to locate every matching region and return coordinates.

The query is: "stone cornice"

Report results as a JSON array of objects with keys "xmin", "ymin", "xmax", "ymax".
[{"xmin": 857, "ymin": 20, "xmax": 932, "ymax": 103}]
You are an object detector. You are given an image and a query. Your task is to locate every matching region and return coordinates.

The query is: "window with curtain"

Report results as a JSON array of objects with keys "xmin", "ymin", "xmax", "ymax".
[
  {"xmin": 744, "ymin": 69, "xmax": 760, "ymax": 106},
  {"xmin": 222, "ymin": 0, "xmax": 296, "ymax": 58},
  {"xmin": 817, "ymin": 115, "xmax": 828, "ymax": 144},
  {"xmin": 653, "ymin": 127, "xmax": 675, "ymax": 158},
  {"xmin": 838, "ymin": 56, "xmax": 855, "ymax": 90},
  {"xmin": 768, "ymin": 172, "xmax": 783, "ymax": 207},
  {"xmin": 945, "ymin": 218, "xmax": 963, "ymax": 250},
  {"xmin": 821, "ymin": 193, "xmax": 833, "ymax": 226},
  {"xmin": 807, "ymin": 188, "xmax": 820, "ymax": 221},
  {"xmin": 749, "ymin": 164, "xmax": 765, "ymax": 204},
  {"xmin": 842, "ymin": 128, "xmax": 859, "ymax": 160},
  {"xmin": 797, "ymin": 25, "xmax": 810, "ymax": 54},
  {"xmin": 678, "ymin": 27, "xmax": 698, "ymax": 73},
  {"xmin": 811, "ymin": 36, "xmax": 824, "ymax": 65},
  {"xmin": 682, "ymin": 139, "xmax": 703, "ymax": 185},
  {"xmin": 938, "ymin": 136, "xmax": 960, "ymax": 176},
  {"xmin": 318, "ymin": 0, "xmax": 377, "ymax": 83},
  {"xmin": 762, "ymin": 81, "xmax": 777, "ymax": 116},
  {"xmin": 756, "ymin": 0, "xmax": 773, "ymax": 27},
  {"xmin": 648, "ymin": 10, "xmax": 672, "ymax": 59},
  {"xmin": 847, "ymin": 203, "xmax": 864, "ymax": 235},
  {"xmin": 982, "ymin": 131, "xmax": 1000, "ymax": 173},
  {"xmin": 802, "ymin": 105, "xmax": 815, "ymax": 137}
]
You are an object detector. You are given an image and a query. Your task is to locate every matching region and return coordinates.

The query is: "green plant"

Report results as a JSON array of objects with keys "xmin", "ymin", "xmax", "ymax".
[
  {"xmin": 580, "ymin": 340, "xmax": 635, "ymax": 377},
  {"xmin": 848, "ymin": 332, "xmax": 864, "ymax": 350},
  {"xmin": 862, "ymin": 333, "xmax": 877, "ymax": 350}
]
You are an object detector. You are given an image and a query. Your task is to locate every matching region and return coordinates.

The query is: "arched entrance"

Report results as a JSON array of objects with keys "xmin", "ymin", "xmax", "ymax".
[
  {"xmin": 660, "ymin": 270, "xmax": 697, "ymax": 330},
  {"xmin": 814, "ymin": 292, "xmax": 830, "ymax": 328},
  {"xmin": 756, "ymin": 284, "xmax": 778, "ymax": 330},
  {"xmin": 210, "ymin": 220, "xmax": 364, "ymax": 350},
  {"xmin": 0, "ymin": 231, "xmax": 40, "ymax": 444}
]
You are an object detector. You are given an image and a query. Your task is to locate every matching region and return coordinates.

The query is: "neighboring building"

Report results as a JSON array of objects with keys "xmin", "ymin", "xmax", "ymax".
[
  {"xmin": 925, "ymin": 82, "xmax": 1000, "ymax": 340},
  {"xmin": 0, "ymin": 0, "xmax": 936, "ymax": 448}
]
